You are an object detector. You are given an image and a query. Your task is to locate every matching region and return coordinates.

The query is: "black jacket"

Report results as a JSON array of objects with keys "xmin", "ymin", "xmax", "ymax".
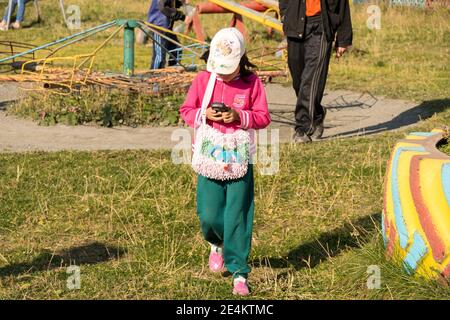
[
  {"xmin": 158, "ymin": 0, "xmax": 185, "ymax": 21},
  {"xmin": 279, "ymin": 0, "xmax": 353, "ymax": 47}
]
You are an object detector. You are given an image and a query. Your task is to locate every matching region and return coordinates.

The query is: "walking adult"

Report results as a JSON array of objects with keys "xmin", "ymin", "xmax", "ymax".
[{"xmin": 279, "ymin": 0, "xmax": 353, "ymax": 142}]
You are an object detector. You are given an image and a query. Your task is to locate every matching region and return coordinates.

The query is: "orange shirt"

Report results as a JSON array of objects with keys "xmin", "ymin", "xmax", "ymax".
[{"xmin": 306, "ymin": 0, "xmax": 321, "ymax": 17}]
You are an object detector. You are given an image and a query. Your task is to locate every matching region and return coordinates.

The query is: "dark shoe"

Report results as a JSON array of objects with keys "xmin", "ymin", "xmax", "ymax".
[
  {"xmin": 293, "ymin": 132, "xmax": 312, "ymax": 143},
  {"xmin": 311, "ymin": 108, "xmax": 327, "ymax": 140},
  {"xmin": 222, "ymin": 270, "xmax": 232, "ymax": 277}
]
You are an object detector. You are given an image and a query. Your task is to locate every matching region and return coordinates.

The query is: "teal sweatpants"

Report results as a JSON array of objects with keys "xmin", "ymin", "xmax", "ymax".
[{"xmin": 197, "ymin": 165, "xmax": 254, "ymax": 278}]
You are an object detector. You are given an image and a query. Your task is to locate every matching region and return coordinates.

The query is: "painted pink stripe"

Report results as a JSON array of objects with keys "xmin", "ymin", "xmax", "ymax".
[
  {"xmin": 410, "ymin": 154, "xmax": 446, "ymax": 262},
  {"xmin": 387, "ymin": 221, "xmax": 397, "ymax": 257},
  {"xmin": 442, "ymin": 262, "xmax": 450, "ymax": 278}
]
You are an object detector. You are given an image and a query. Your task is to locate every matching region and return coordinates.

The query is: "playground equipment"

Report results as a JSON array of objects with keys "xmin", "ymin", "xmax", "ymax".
[
  {"xmin": 383, "ymin": 128, "xmax": 450, "ymax": 283},
  {"xmin": 0, "ymin": 19, "xmax": 210, "ymax": 94},
  {"xmin": 0, "ymin": 1, "xmax": 287, "ymax": 94},
  {"xmin": 0, "ymin": 16, "xmax": 287, "ymax": 95},
  {"xmin": 186, "ymin": 0, "xmax": 282, "ymax": 41}
]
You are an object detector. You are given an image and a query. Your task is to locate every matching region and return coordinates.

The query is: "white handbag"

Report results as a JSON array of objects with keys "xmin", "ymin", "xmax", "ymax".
[{"xmin": 191, "ymin": 72, "xmax": 250, "ymax": 180}]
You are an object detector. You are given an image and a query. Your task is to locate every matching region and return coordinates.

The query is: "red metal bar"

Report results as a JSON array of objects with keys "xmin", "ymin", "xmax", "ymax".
[
  {"xmin": 197, "ymin": 1, "xmax": 268, "ymax": 14},
  {"xmin": 231, "ymin": 14, "xmax": 247, "ymax": 39},
  {"xmin": 191, "ymin": 12, "xmax": 205, "ymax": 42}
]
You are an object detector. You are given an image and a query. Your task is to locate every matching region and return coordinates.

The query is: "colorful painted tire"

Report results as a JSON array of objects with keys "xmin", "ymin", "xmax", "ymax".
[{"xmin": 382, "ymin": 129, "xmax": 450, "ymax": 282}]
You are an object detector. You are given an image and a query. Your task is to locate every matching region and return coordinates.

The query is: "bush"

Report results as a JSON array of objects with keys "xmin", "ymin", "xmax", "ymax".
[{"xmin": 8, "ymin": 88, "xmax": 185, "ymax": 127}]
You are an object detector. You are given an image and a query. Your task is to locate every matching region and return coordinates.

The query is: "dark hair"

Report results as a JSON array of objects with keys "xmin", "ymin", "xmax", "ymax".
[{"xmin": 239, "ymin": 53, "xmax": 257, "ymax": 82}]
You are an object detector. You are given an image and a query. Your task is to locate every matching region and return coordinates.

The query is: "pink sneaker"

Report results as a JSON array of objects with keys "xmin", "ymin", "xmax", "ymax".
[
  {"xmin": 232, "ymin": 276, "xmax": 250, "ymax": 296},
  {"xmin": 208, "ymin": 245, "xmax": 224, "ymax": 272}
]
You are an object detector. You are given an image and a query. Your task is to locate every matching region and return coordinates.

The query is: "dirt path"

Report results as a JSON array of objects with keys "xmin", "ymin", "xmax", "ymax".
[{"xmin": 0, "ymin": 82, "xmax": 434, "ymax": 153}]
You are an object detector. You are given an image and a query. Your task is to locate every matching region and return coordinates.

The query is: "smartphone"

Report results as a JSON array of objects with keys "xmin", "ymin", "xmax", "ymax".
[{"xmin": 211, "ymin": 102, "xmax": 230, "ymax": 113}]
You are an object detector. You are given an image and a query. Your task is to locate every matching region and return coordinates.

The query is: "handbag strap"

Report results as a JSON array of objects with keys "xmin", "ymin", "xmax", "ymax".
[{"xmin": 200, "ymin": 72, "xmax": 217, "ymax": 125}]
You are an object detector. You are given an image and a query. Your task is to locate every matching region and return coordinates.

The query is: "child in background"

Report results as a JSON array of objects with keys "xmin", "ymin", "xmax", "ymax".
[
  {"xmin": 180, "ymin": 28, "xmax": 271, "ymax": 296},
  {"xmin": 0, "ymin": 0, "xmax": 28, "ymax": 31},
  {"xmin": 147, "ymin": 0, "xmax": 186, "ymax": 69}
]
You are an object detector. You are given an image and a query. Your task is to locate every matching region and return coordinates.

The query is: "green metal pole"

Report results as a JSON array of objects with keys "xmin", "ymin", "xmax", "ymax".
[{"xmin": 123, "ymin": 20, "xmax": 137, "ymax": 76}]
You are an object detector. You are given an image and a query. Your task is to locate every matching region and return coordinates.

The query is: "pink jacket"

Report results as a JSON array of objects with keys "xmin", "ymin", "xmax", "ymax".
[{"xmin": 180, "ymin": 71, "xmax": 271, "ymax": 132}]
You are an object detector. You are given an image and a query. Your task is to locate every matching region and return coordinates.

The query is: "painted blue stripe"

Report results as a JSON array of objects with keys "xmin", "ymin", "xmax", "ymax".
[
  {"xmin": 391, "ymin": 146, "xmax": 425, "ymax": 249},
  {"xmin": 403, "ymin": 231, "xmax": 428, "ymax": 274},
  {"xmin": 408, "ymin": 132, "xmax": 439, "ymax": 137},
  {"xmin": 442, "ymin": 163, "xmax": 450, "ymax": 207},
  {"xmin": 381, "ymin": 212, "xmax": 387, "ymax": 247}
]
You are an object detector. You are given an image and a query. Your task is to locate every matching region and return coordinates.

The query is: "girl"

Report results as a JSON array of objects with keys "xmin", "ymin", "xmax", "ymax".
[{"xmin": 180, "ymin": 28, "xmax": 271, "ymax": 296}]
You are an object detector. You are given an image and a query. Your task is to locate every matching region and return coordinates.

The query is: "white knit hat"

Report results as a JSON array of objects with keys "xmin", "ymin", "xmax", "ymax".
[{"xmin": 206, "ymin": 28, "xmax": 245, "ymax": 75}]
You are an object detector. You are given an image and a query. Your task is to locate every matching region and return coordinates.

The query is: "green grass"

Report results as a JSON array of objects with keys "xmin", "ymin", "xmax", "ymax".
[
  {"xmin": 9, "ymin": 89, "xmax": 185, "ymax": 127},
  {"xmin": 0, "ymin": 106, "xmax": 449, "ymax": 299},
  {"xmin": 0, "ymin": 1, "xmax": 449, "ymax": 299},
  {"xmin": 327, "ymin": 5, "xmax": 450, "ymax": 101}
]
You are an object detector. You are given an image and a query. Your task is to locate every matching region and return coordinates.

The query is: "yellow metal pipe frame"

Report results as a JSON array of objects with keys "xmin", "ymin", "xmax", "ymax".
[
  {"xmin": 208, "ymin": 0, "xmax": 283, "ymax": 32},
  {"xmin": 142, "ymin": 21, "xmax": 208, "ymax": 46}
]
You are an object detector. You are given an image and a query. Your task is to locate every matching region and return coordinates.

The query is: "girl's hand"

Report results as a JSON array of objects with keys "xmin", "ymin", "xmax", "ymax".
[
  {"xmin": 222, "ymin": 109, "xmax": 240, "ymax": 124},
  {"xmin": 206, "ymin": 107, "xmax": 223, "ymax": 122}
]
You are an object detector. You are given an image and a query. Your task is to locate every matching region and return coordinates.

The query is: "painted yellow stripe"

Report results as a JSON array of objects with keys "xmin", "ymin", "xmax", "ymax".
[
  {"xmin": 419, "ymin": 158, "xmax": 450, "ymax": 251},
  {"xmin": 396, "ymin": 142, "xmax": 423, "ymax": 149},
  {"xmin": 385, "ymin": 145, "xmax": 401, "ymax": 242},
  {"xmin": 416, "ymin": 250, "xmax": 450, "ymax": 279},
  {"xmin": 385, "ymin": 155, "xmax": 395, "ymax": 239},
  {"xmin": 405, "ymin": 135, "xmax": 427, "ymax": 141}
]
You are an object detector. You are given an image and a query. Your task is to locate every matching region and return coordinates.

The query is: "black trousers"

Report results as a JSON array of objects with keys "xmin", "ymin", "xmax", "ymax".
[{"xmin": 287, "ymin": 17, "xmax": 332, "ymax": 135}]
